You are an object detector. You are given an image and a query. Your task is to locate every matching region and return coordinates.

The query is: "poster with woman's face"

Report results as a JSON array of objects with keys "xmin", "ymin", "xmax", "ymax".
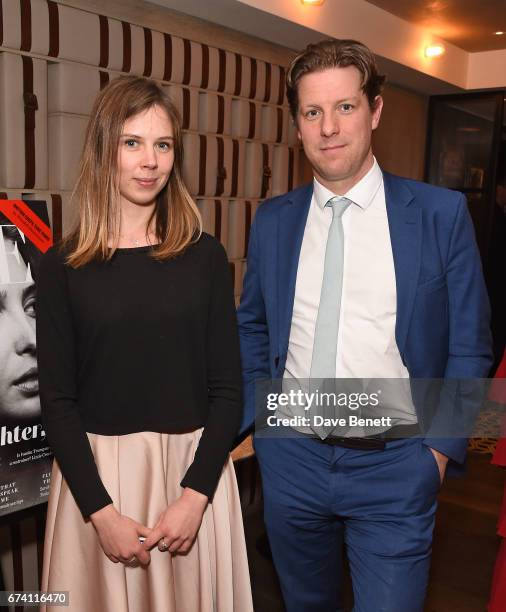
[{"xmin": 0, "ymin": 201, "xmax": 53, "ymax": 517}]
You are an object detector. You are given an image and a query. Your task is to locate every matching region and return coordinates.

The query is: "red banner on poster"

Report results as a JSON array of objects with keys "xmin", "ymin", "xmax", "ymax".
[{"xmin": 0, "ymin": 199, "xmax": 52, "ymax": 253}]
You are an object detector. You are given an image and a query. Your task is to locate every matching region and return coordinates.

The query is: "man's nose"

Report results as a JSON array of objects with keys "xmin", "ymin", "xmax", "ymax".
[{"xmin": 320, "ymin": 112, "xmax": 340, "ymax": 138}]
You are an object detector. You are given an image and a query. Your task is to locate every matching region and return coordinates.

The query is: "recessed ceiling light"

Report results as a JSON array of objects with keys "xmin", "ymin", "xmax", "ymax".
[
  {"xmin": 301, "ymin": 0, "xmax": 325, "ymax": 5},
  {"xmin": 425, "ymin": 45, "xmax": 445, "ymax": 58},
  {"xmin": 494, "ymin": 31, "xmax": 504, "ymax": 35}
]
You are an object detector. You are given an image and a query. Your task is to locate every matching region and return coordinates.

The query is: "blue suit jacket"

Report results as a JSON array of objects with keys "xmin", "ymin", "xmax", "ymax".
[{"xmin": 236, "ymin": 171, "xmax": 493, "ymax": 463}]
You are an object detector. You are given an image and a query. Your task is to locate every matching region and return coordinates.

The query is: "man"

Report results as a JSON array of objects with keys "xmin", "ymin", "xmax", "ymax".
[{"xmin": 237, "ymin": 39, "xmax": 492, "ymax": 611}]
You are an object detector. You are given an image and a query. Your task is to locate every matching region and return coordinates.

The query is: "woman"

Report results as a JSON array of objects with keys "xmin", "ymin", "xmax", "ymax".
[
  {"xmin": 0, "ymin": 221, "xmax": 49, "ymax": 514},
  {"xmin": 0, "ymin": 222, "xmax": 39, "ymax": 424},
  {"xmin": 37, "ymin": 76, "xmax": 253, "ymax": 611}
]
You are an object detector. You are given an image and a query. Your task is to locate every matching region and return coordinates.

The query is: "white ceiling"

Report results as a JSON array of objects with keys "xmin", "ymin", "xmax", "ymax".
[{"xmin": 148, "ymin": 0, "xmax": 465, "ymax": 95}]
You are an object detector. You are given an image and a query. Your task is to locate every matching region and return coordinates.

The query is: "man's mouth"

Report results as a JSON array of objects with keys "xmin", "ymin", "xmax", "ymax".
[{"xmin": 321, "ymin": 144, "xmax": 346, "ymax": 151}]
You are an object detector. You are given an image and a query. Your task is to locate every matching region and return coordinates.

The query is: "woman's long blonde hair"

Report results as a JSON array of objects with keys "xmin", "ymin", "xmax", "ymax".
[{"xmin": 65, "ymin": 76, "xmax": 201, "ymax": 267}]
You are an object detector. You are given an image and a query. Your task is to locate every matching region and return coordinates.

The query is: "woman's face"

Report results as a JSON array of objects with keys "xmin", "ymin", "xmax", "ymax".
[
  {"xmin": 0, "ymin": 237, "xmax": 39, "ymax": 421},
  {"xmin": 118, "ymin": 104, "xmax": 175, "ymax": 211}
]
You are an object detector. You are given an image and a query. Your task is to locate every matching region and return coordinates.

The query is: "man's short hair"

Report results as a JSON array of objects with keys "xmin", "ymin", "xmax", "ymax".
[{"xmin": 286, "ymin": 39, "xmax": 386, "ymax": 121}]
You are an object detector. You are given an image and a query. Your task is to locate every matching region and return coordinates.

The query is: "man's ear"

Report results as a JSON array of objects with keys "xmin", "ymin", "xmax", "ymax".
[{"xmin": 371, "ymin": 95, "xmax": 383, "ymax": 131}]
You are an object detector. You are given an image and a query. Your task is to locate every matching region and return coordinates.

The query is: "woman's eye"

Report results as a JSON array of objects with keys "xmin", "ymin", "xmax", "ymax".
[
  {"xmin": 125, "ymin": 139, "xmax": 138, "ymax": 147},
  {"xmin": 24, "ymin": 296, "xmax": 36, "ymax": 318},
  {"xmin": 157, "ymin": 142, "xmax": 172, "ymax": 151}
]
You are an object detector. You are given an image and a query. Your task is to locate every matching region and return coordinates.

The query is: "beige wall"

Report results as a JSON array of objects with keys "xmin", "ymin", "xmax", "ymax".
[
  {"xmin": 58, "ymin": 0, "xmax": 296, "ymax": 66},
  {"xmin": 238, "ymin": 0, "xmax": 470, "ymax": 88},
  {"xmin": 373, "ymin": 84, "xmax": 428, "ymax": 180}
]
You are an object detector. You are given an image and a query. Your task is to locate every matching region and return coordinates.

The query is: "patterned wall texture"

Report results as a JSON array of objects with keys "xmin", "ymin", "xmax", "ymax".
[
  {"xmin": 0, "ymin": 0, "xmax": 302, "ymax": 301},
  {"xmin": 0, "ymin": 0, "xmax": 302, "ymax": 593}
]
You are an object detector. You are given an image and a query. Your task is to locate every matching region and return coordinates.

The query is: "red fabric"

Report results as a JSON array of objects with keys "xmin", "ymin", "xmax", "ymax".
[
  {"xmin": 492, "ymin": 437, "xmax": 506, "ymax": 468},
  {"xmin": 489, "ymin": 538, "xmax": 506, "ymax": 612},
  {"xmin": 491, "ymin": 349, "xmax": 506, "ymax": 467},
  {"xmin": 498, "ymin": 487, "xmax": 506, "ymax": 539},
  {"xmin": 489, "ymin": 349, "xmax": 506, "ymax": 612},
  {"xmin": 489, "ymin": 350, "xmax": 506, "ymax": 405}
]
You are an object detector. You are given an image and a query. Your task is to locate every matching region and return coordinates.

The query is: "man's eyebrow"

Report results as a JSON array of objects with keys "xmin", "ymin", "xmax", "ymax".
[
  {"xmin": 301, "ymin": 96, "xmax": 360, "ymax": 108},
  {"xmin": 336, "ymin": 97, "xmax": 359, "ymax": 104},
  {"xmin": 120, "ymin": 133, "xmax": 175, "ymax": 140}
]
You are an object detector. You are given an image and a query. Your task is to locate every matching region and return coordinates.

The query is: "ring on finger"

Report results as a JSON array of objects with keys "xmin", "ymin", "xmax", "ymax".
[{"xmin": 158, "ymin": 538, "xmax": 169, "ymax": 552}]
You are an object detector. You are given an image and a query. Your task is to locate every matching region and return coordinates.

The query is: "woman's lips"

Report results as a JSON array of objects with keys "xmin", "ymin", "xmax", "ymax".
[
  {"xmin": 134, "ymin": 178, "xmax": 158, "ymax": 187},
  {"xmin": 12, "ymin": 367, "xmax": 39, "ymax": 396}
]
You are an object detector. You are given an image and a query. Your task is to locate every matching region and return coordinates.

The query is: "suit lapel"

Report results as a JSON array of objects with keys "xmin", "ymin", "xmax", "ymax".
[
  {"xmin": 276, "ymin": 183, "xmax": 313, "ymax": 358},
  {"xmin": 383, "ymin": 172, "xmax": 422, "ymax": 356}
]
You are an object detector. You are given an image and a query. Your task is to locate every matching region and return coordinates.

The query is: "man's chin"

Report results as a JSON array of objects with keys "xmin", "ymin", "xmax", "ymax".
[{"xmin": 314, "ymin": 165, "xmax": 352, "ymax": 185}]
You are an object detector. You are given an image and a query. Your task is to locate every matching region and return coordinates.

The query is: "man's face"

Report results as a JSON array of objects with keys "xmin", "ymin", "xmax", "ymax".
[
  {"xmin": 0, "ymin": 238, "xmax": 39, "ymax": 421},
  {"xmin": 296, "ymin": 66, "xmax": 383, "ymax": 193}
]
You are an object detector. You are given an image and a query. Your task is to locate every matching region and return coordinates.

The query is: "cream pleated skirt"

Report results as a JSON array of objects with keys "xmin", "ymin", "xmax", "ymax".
[{"xmin": 41, "ymin": 430, "xmax": 253, "ymax": 612}]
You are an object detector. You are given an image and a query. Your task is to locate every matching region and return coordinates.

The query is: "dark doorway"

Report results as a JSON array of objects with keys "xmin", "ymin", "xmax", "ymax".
[{"xmin": 425, "ymin": 91, "xmax": 506, "ymax": 368}]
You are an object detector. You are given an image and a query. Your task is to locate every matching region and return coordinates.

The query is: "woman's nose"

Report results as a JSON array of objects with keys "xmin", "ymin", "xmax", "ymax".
[
  {"xmin": 14, "ymin": 311, "xmax": 36, "ymax": 355},
  {"xmin": 141, "ymin": 147, "xmax": 158, "ymax": 169}
]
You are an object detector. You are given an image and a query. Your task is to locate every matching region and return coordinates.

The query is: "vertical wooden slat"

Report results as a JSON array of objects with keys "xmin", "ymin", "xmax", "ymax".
[
  {"xmin": 201, "ymin": 44, "xmax": 209, "ymax": 89},
  {"xmin": 143, "ymin": 27, "xmax": 152, "ymax": 77},
  {"xmin": 99, "ymin": 15, "xmax": 109, "ymax": 68},
  {"xmin": 121, "ymin": 21, "xmax": 131, "ymax": 72},
  {"xmin": 182, "ymin": 39, "xmax": 191, "ymax": 85},
  {"xmin": 163, "ymin": 33, "xmax": 172, "ymax": 82},
  {"xmin": 47, "ymin": 1, "xmax": 59, "ymax": 58},
  {"xmin": 20, "ymin": 0, "xmax": 32, "ymax": 52}
]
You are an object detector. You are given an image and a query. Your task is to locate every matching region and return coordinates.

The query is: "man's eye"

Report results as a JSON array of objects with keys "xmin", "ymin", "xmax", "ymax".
[
  {"xmin": 339, "ymin": 104, "xmax": 354, "ymax": 113},
  {"xmin": 305, "ymin": 109, "xmax": 320, "ymax": 119}
]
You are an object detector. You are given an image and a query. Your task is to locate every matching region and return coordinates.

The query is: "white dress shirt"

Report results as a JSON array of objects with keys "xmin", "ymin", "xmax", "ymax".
[{"xmin": 282, "ymin": 158, "xmax": 417, "ymax": 432}]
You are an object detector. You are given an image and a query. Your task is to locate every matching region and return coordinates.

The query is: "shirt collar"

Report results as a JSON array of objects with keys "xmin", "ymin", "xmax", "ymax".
[{"xmin": 313, "ymin": 157, "xmax": 383, "ymax": 211}]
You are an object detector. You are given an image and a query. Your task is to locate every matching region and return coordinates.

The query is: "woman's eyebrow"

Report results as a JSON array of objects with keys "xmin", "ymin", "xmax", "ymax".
[
  {"xmin": 22, "ymin": 283, "xmax": 36, "ymax": 301},
  {"xmin": 120, "ymin": 133, "xmax": 175, "ymax": 140}
]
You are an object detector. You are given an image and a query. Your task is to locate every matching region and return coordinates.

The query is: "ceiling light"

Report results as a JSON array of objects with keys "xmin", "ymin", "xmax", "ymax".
[
  {"xmin": 425, "ymin": 44, "xmax": 445, "ymax": 58},
  {"xmin": 494, "ymin": 31, "xmax": 504, "ymax": 35},
  {"xmin": 301, "ymin": 0, "xmax": 325, "ymax": 5}
]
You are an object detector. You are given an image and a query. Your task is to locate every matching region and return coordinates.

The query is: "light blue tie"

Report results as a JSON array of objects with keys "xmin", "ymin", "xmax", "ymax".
[{"xmin": 309, "ymin": 196, "xmax": 352, "ymax": 439}]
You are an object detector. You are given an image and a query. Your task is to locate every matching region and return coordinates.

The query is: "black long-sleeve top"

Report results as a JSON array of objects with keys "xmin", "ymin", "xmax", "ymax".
[{"xmin": 36, "ymin": 233, "xmax": 242, "ymax": 518}]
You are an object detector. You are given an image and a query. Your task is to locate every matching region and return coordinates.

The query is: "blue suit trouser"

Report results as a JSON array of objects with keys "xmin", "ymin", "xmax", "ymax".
[{"xmin": 254, "ymin": 435, "xmax": 440, "ymax": 612}]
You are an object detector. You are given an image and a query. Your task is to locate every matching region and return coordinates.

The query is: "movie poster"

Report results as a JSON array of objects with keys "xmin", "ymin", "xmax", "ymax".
[{"xmin": 0, "ymin": 200, "xmax": 53, "ymax": 517}]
